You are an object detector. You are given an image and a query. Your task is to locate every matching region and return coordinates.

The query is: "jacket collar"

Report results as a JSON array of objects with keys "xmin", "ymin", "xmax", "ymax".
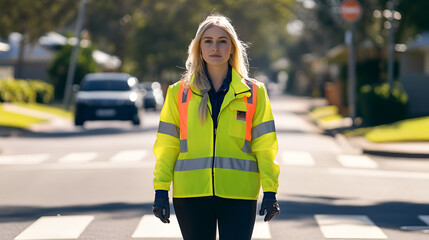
[
  {"xmin": 230, "ymin": 68, "xmax": 251, "ymax": 97},
  {"xmin": 189, "ymin": 68, "xmax": 250, "ymax": 98}
]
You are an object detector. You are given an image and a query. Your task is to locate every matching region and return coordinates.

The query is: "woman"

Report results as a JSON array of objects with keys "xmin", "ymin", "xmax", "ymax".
[{"xmin": 152, "ymin": 14, "xmax": 280, "ymax": 240}]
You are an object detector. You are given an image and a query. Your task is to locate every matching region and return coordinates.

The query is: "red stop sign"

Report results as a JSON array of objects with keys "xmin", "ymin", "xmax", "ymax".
[{"xmin": 340, "ymin": 0, "xmax": 362, "ymax": 22}]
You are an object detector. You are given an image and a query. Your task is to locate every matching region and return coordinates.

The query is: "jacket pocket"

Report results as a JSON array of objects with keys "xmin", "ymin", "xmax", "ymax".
[{"xmin": 228, "ymin": 101, "xmax": 247, "ymax": 138}]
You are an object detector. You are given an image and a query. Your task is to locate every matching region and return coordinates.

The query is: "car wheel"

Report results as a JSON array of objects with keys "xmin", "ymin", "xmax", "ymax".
[
  {"xmin": 75, "ymin": 118, "xmax": 85, "ymax": 126},
  {"xmin": 74, "ymin": 114, "xmax": 85, "ymax": 126},
  {"xmin": 132, "ymin": 114, "xmax": 140, "ymax": 126}
]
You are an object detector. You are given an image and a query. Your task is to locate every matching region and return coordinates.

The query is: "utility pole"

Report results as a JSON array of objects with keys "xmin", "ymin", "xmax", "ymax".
[
  {"xmin": 387, "ymin": 0, "xmax": 397, "ymax": 87},
  {"xmin": 63, "ymin": 0, "xmax": 86, "ymax": 110},
  {"xmin": 340, "ymin": 0, "xmax": 362, "ymax": 125},
  {"xmin": 346, "ymin": 24, "xmax": 357, "ymax": 123}
]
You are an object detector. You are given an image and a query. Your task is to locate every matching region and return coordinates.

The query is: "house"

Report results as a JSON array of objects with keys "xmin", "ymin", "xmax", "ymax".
[
  {"xmin": 399, "ymin": 32, "xmax": 429, "ymax": 117},
  {"xmin": 0, "ymin": 32, "xmax": 121, "ymax": 81}
]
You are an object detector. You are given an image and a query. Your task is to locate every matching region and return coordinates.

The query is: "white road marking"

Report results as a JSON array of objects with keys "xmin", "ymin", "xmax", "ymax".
[
  {"xmin": 400, "ymin": 215, "xmax": 429, "ymax": 232},
  {"xmin": 132, "ymin": 214, "xmax": 271, "ymax": 239},
  {"xmin": 419, "ymin": 215, "xmax": 429, "ymax": 225},
  {"xmin": 253, "ymin": 215, "xmax": 271, "ymax": 239},
  {"xmin": 282, "ymin": 151, "xmax": 315, "ymax": 166},
  {"xmin": 329, "ymin": 168, "xmax": 429, "ymax": 180},
  {"xmin": 0, "ymin": 153, "xmax": 49, "ymax": 165},
  {"xmin": 110, "ymin": 150, "xmax": 147, "ymax": 162},
  {"xmin": 337, "ymin": 154, "xmax": 378, "ymax": 169},
  {"xmin": 315, "ymin": 214, "xmax": 387, "ymax": 239},
  {"xmin": 58, "ymin": 152, "xmax": 98, "ymax": 163},
  {"xmin": 132, "ymin": 214, "xmax": 181, "ymax": 238},
  {"xmin": 15, "ymin": 215, "xmax": 94, "ymax": 240}
]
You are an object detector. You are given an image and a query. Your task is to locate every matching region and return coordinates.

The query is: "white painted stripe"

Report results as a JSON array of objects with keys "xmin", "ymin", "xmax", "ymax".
[
  {"xmin": 1, "ymin": 161, "xmax": 155, "ymax": 171},
  {"xmin": 315, "ymin": 215, "xmax": 387, "ymax": 239},
  {"xmin": 419, "ymin": 215, "xmax": 429, "ymax": 225},
  {"xmin": 253, "ymin": 215, "xmax": 271, "ymax": 239},
  {"xmin": 400, "ymin": 216, "xmax": 429, "ymax": 231},
  {"xmin": 132, "ymin": 214, "xmax": 181, "ymax": 238},
  {"xmin": 0, "ymin": 154, "xmax": 49, "ymax": 165},
  {"xmin": 110, "ymin": 150, "xmax": 147, "ymax": 163},
  {"xmin": 337, "ymin": 154, "xmax": 378, "ymax": 169},
  {"xmin": 58, "ymin": 152, "xmax": 98, "ymax": 163},
  {"xmin": 282, "ymin": 151, "xmax": 315, "ymax": 166},
  {"xmin": 15, "ymin": 215, "xmax": 94, "ymax": 240},
  {"xmin": 132, "ymin": 214, "xmax": 271, "ymax": 239},
  {"xmin": 329, "ymin": 168, "xmax": 429, "ymax": 180}
]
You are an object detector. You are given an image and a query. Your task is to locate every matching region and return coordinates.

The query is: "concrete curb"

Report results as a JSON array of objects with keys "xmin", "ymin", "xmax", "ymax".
[{"xmin": 346, "ymin": 136, "xmax": 429, "ymax": 159}]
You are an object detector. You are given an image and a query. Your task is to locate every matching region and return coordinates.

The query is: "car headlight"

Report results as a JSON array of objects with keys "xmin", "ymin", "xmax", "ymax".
[{"xmin": 129, "ymin": 92, "xmax": 138, "ymax": 102}]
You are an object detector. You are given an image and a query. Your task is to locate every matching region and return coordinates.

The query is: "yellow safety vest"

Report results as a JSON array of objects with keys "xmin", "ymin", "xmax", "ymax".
[{"xmin": 153, "ymin": 68, "xmax": 279, "ymax": 200}]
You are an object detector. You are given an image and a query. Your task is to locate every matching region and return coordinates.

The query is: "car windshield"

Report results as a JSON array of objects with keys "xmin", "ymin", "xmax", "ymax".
[{"xmin": 81, "ymin": 80, "xmax": 131, "ymax": 91}]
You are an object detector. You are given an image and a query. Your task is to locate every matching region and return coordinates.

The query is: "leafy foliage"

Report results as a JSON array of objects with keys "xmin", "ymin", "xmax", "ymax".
[
  {"xmin": 84, "ymin": 0, "xmax": 295, "ymax": 81},
  {"xmin": 358, "ymin": 82, "xmax": 408, "ymax": 126},
  {"xmin": 47, "ymin": 44, "xmax": 98, "ymax": 100},
  {"xmin": 0, "ymin": 79, "xmax": 54, "ymax": 104},
  {"xmin": 0, "ymin": 0, "xmax": 78, "ymax": 78}
]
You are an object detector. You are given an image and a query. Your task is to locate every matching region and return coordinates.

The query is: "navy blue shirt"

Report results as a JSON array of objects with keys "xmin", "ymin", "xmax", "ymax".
[{"xmin": 207, "ymin": 65, "xmax": 232, "ymax": 129}]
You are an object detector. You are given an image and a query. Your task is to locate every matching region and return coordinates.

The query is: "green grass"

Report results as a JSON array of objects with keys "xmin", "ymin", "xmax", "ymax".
[
  {"xmin": 364, "ymin": 117, "xmax": 429, "ymax": 142},
  {"xmin": 345, "ymin": 117, "xmax": 429, "ymax": 142},
  {"xmin": 0, "ymin": 104, "xmax": 47, "ymax": 129},
  {"xmin": 15, "ymin": 102, "xmax": 73, "ymax": 119},
  {"xmin": 312, "ymin": 105, "xmax": 429, "ymax": 143},
  {"xmin": 309, "ymin": 105, "xmax": 339, "ymax": 121}
]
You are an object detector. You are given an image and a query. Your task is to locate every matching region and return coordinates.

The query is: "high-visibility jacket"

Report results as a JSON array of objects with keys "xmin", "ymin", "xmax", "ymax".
[{"xmin": 153, "ymin": 68, "xmax": 279, "ymax": 200}]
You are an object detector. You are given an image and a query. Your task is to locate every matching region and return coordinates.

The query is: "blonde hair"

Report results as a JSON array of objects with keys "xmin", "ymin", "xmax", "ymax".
[{"xmin": 182, "ymin": 13, "xmax": 249, "ymax": 123}]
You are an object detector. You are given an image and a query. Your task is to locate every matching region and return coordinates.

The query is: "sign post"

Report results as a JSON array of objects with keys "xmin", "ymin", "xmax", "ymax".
[{"xmin": 340, "ymin": 0, "xmax": 362, "ymax": 126}]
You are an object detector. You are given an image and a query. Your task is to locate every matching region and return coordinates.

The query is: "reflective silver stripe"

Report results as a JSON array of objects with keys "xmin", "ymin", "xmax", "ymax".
[
  {"xmin": 241, "ymin": 140, "xmax": 252, "ymax": 153},
  {"xmin": 174, "ymin": 157, "xmax": 212, "ymax": 171},
  {"xmin": 180, "ymin": 139, "xmax": 188, "ymax": 153},
  {"xmin": 245, "ymin": 79, "xmax": 253, "ymax": 104},
  {"xmin": 215, "ymin": 157, "xmax": 259, "ymax": 173},
  {"xmin": 174, "ymin": 157, "xmax": 259, "ymax": 173},
  {"xmin": 158, "ymin": 121, "xmax": 179, "ymax": 138},
  {"xmin": 182, "ymin": 87, "xmax": 189, "ymax": 103},
  {"xmin": 252, "ymin": 120, "xmax": 276, "ymax": 139}
]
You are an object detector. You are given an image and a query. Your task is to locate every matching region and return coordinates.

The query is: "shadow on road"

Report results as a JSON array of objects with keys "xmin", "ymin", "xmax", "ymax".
[
  {"xmin": 275, "ymin": 195, "xmax": 429, "ymax": 230},
  {"xmin": 2, "ymin": 197, "xmax": 429, "ymax": 231},
  {"xmin": 0, "ymin": 202, "xmax": 154, "ymax": 223},
  {"xmin": 6, "ymin": 126, "xmax": 158, "ymax": 139}
]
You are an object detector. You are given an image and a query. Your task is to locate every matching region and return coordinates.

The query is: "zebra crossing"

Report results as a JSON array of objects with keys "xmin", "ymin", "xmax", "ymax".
[
  {"xmin": 0, "ymin": 150, "xmax": 154, "ymax": 169},
  {"xmin": 0, "ymin": 149, "xmax": 378, "ymax": 169},
  {"xmin": 10, "ymin": 214, "xmax": 429, "ymax": 239},
  {"xmin": 2, "ymin": 149, "xmax": 429, "ymax": 180}
]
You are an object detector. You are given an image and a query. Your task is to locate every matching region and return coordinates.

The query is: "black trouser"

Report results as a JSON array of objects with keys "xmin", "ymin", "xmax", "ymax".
[{"xmin": 173, "ymin": 196, "xmax": 257, "ymax": 240}]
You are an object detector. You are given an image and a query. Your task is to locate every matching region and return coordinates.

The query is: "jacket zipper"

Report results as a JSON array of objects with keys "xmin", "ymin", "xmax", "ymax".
[{"xmin": 212, "ymin": 127, "xmax": 216, "ymax": 196}]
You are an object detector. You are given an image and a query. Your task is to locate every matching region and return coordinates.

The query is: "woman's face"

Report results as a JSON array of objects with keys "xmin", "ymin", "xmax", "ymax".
[{"xmin": 200, "ymin": 26, "xmax": 233, "ymax": 68}]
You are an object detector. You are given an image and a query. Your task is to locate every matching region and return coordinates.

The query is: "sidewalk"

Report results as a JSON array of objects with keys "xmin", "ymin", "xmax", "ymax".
[
  {"xmin": 0, "ymin": 103, "xmax": 73, "ymax": 137},
  {"xmin": 270, "ymin": 94, "xmax": 429, "ymax": 159}
]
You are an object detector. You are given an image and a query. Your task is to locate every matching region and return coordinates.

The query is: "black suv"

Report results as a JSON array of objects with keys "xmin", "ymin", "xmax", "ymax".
[{"xmin": 74, "ymin": 73, "xmax": 143, "ymax": 126}]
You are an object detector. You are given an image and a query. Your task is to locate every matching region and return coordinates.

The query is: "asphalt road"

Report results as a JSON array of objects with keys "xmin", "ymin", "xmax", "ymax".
[{"xmin": 1, "ymin": 95, "xmax": 429, "ymax": 240}]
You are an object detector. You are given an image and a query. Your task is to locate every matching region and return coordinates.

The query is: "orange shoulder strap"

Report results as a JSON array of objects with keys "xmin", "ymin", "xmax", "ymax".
[
  {"xmin": 178, "ymin": 80, "xmax": 192, "ymax": 152},
  {"xmin": 242, "ymin": 79, "xmax": 257, "ymax": 152}
]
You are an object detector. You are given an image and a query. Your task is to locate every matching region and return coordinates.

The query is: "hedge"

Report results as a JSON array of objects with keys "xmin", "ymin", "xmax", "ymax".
[
  {"xmin": 357, "ymin": 82, "xmax": 408, "ymax": 126},
  {"xmin": 0, "ymin": 79, "xmax": 54, "ymax": 104}
]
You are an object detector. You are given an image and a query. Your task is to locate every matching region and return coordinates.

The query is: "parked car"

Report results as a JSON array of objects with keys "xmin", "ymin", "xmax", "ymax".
[
  {"xmin": 74, "ymin": 73, "xmax": 143, "ymax": 126},
  {"xmin": 140, "ymin": 82, "xmax": 164, "ymax": 111}
]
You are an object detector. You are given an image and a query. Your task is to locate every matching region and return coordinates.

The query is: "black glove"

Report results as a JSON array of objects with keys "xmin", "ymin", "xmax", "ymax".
[
  {"xmin": 152, "ymin": 197, "xmax": 170, "ymax": 223},
  {"xmin": 259, "ymin": 198, "xmax": 280, "ymax": 222}
]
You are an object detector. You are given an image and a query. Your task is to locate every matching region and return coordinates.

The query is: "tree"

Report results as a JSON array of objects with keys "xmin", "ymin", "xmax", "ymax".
[
  {"xmin": 0, "ymin": 0, "xmax": 77, "ymax": 78},
  {"xmin": 85, "ymin": 0, "xmax": 140, "ymax": 72},
  {"xmin": 47, "ymin": 43, "xmax": 98, "ymax": 100},
  {"xmin": 84, "ymin": 0, "xmax": 295, "ymax": 82}
]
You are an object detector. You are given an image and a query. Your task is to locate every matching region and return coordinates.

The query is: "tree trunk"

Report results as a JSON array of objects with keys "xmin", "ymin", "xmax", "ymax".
[{"xmin": 15, "ymin": 36, "xmax": 27, "ymax": 79}]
